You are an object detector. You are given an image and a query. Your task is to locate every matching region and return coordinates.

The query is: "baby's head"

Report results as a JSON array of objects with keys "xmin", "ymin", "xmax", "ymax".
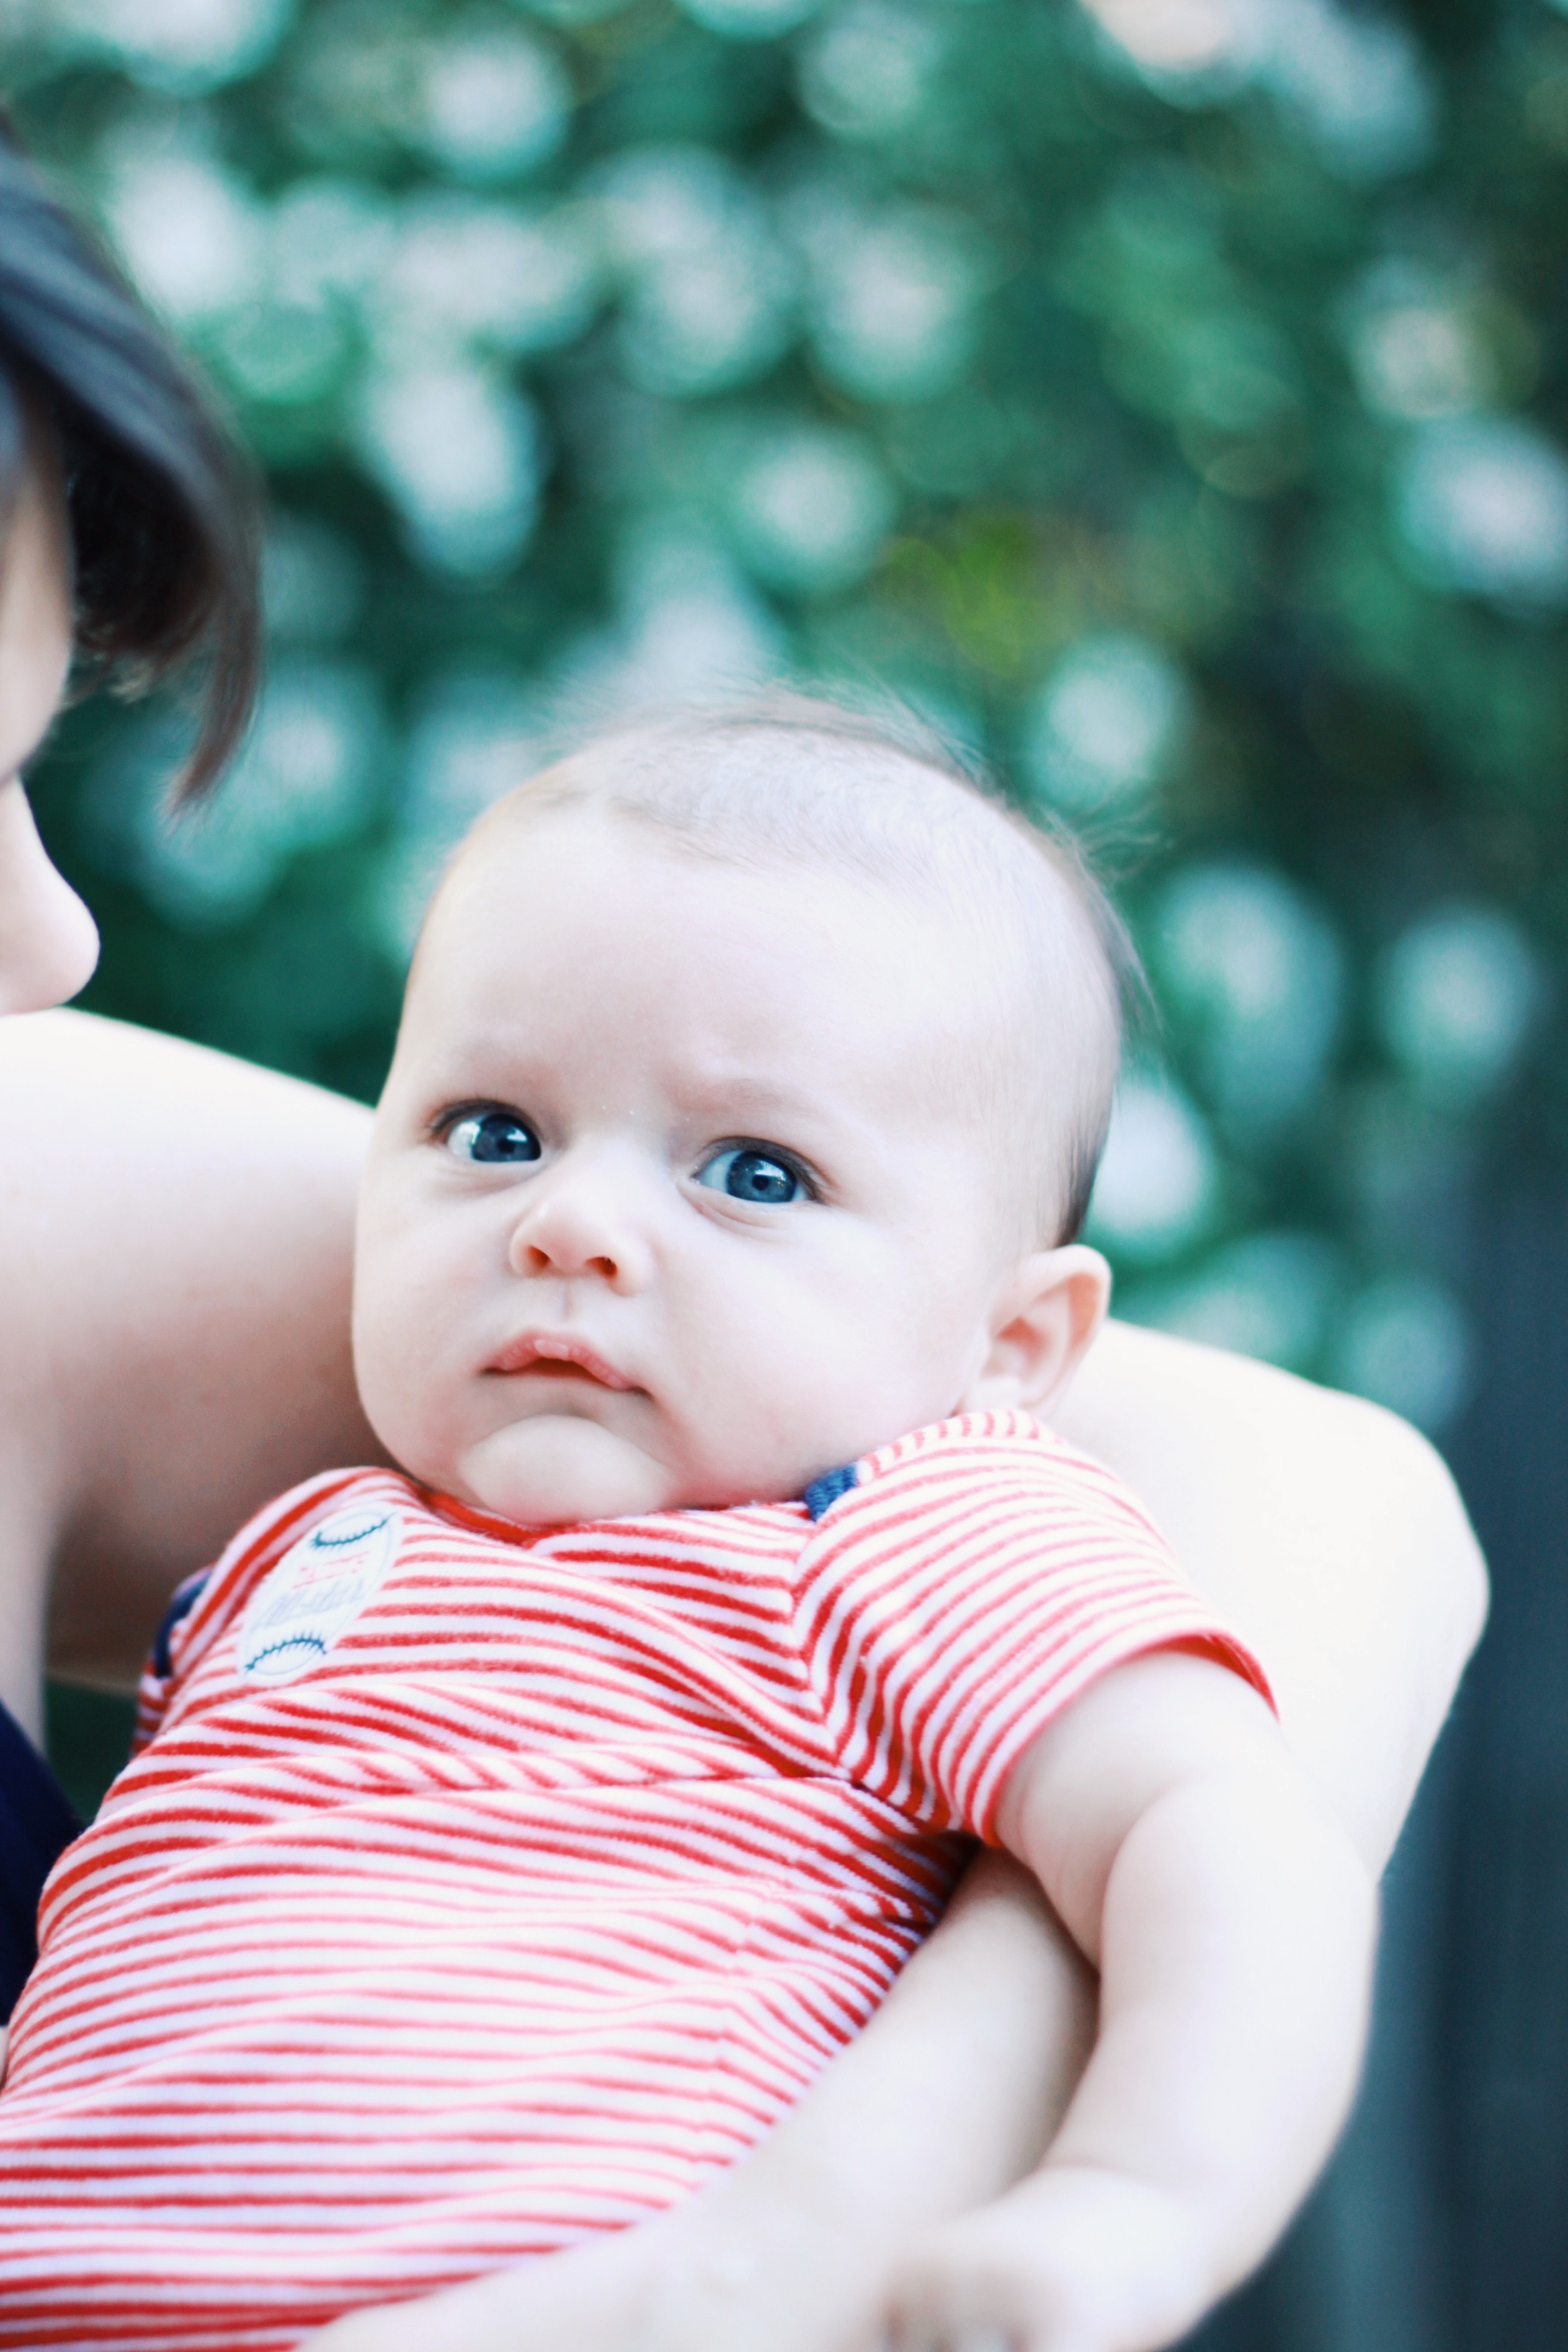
[{"xmin": 355, "ymin": 698, "xmax": 1130, "ymax": 1527}]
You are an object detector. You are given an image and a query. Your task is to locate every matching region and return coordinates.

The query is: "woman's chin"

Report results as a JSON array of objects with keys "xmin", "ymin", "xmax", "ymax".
[{"xmin": 457, "ymin": 1415, "xmax": 679, "ymax": 1528}]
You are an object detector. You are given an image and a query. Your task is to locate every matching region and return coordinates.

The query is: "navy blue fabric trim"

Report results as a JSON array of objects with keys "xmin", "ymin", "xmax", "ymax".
[
  {"xmin": 0, "ymin": 1699, "xmax": 79, "ymax": 2021},
  {"xmin": 802, "ymin": 1464, "xmax": 858, "ymax": 1521},
  {"xmin": 151, "ymin": 1570, "xmax": 212, "ymax": 1680}
]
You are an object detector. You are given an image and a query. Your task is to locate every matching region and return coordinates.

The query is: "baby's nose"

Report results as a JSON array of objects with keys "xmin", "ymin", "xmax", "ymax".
[
  {"xmin": 514, "ymin": 1230, "xmax": 615, "ymax": 1280},
  {"xmin": 506, "ymin": 1159, "xmax": 654, "ymax": 1291}
]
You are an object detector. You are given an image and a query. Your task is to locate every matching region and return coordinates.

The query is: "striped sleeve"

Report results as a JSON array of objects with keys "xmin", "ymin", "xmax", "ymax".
[{"xmin": 793, "ymin": 1411, "xmax": 1273, "ymax": 1844}]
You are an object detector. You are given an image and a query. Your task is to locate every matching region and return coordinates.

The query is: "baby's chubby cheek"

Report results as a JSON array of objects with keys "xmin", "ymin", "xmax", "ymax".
[
  {"xmin": 349, "ymin": 1220, "xmax": 474, "ymax": 1494},
  {"xmin": 682, "ymin": 1304, "xmax": 986, "ymax": 1503},
  {"xmin": 351, "ymin": 1291, "xmax": 456, "ymax": 1492}
]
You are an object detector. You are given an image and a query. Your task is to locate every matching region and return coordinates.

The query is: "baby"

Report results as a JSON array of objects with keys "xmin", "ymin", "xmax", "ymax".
[{"xmin": 0, "ymin": 700, "xmax": 1373, "ymax": 2352}]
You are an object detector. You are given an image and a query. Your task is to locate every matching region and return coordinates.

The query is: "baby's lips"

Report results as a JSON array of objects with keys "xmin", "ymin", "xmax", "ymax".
[{"xmin": 489, "ymin": 1332, "xmax": 637, "ymax": 1390}]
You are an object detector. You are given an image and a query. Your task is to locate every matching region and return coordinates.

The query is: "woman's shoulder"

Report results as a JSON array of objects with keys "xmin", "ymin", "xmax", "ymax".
[{"xmin": 0, "ymin": 1013, "xmax": 382, "ymax": 1698}]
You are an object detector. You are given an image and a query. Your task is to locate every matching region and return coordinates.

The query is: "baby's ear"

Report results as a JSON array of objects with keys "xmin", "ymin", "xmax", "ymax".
[{"xmin": 959, "ymin": 1245, "xmax": 1112, "ymax": 1420}]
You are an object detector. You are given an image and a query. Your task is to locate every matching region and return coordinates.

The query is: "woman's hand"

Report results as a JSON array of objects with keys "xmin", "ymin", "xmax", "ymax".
[{"xmin": 300, "ymin": 2182, "xmax": 887, "ymax": 2352}]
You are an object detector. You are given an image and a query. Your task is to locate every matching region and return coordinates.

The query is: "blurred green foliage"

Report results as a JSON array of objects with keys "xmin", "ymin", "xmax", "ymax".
[{"xmin": 8, "ymin": 0, "xmax": 1568, "ymax": 1432}]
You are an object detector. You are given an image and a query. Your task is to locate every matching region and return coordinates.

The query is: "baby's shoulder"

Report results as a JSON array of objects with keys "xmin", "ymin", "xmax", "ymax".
[{"xmin": 811, "ymin": 1409, "xmax": 1165, "ymax": 1541}]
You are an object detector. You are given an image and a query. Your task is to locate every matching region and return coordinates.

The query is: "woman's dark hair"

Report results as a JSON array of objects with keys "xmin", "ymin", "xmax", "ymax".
[{"xmin": 0, "ymin": 115, "xmax": 260, "ymax": 800}]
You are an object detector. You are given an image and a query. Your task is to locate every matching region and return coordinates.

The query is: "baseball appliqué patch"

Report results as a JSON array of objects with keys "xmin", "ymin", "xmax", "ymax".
[{"xmin": 238, "ymin": 1504, "xmax": 403, "ymax": 1686}]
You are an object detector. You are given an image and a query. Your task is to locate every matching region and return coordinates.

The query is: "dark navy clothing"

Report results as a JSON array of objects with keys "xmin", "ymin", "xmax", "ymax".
[
  {"xmin": 151, "ymin": 1570, "xmax": 212, "ymax": 1678},
  {"xmin": 0, "ymin": 1700, "xmax": 78, "ymax": 2019}
]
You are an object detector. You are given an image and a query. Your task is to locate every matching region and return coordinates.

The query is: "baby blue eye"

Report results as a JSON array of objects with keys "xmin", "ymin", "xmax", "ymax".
[
  {"xmin": 697, "ymin": 1147, "xmax": 807, "ymax": 1205},
  {"xmin": 446, "ymin": 1110, "xmax": 541, "ymax": 1165}
]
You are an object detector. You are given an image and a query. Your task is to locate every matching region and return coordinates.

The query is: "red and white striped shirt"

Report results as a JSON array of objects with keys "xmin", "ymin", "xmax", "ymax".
[{"xmin": 0, "ymin": 1411, "xmax": 1266, "ymax": 2351}]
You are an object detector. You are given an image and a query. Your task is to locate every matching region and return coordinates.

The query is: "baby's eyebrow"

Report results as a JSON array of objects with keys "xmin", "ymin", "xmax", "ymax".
[{"xmin": 669, "ymin": 1070, "xmax": 837, "ymax": 1126}]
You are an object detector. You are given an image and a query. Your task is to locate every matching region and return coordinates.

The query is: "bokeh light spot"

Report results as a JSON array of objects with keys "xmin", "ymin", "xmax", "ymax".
[
  {"xmin": 1397, "ymin": 416, "xmax": 1568, "ymax": 606},
  {"xmin": 1023, "ymin": 634, "xmax": 1190, "ymax": 815},
  {"xmin": 1088, "ymin": 1074, "xmax": 1219, "ymax": 1265},
  {"xmin": 355, "ymin": 366, "xmax": 543, "ymax": 576},
  {"xmin": 798, "ymin": 0, "xmax": 943, "ymax": 141},
  {"xmin": 1329, "ymin": 1275, "xmax": 1472, "ymax": 1430},
  {"xmin": 1375, "ymin": 903, "xmax": 1544, "ymax": 1108},
  {"xmin": 730, "ymin": 426, "xmax": 898, "ymax": 595},
  {"xmin": 418, "ymin": 27, "xmax": 574, "ymax": 182},
  {"xmin": 1154, "ymin": 862, "xmax": 1345, "ymax": 1133}
]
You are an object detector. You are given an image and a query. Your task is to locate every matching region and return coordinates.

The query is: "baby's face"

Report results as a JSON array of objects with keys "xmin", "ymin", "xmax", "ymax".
[{"xmin": 355, "ymin": 806, "xmax": 1028, "ymax": 1526}]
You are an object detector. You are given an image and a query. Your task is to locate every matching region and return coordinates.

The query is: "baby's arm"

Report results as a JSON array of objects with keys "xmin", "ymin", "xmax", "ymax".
[
  {"xmin": 884, "ymin": 1650, "xmax": 1376, "ymax": 2352},
  {"xmin": 1056, "ymin": 1322, "xmax": 1486, "ymax": 1875}
]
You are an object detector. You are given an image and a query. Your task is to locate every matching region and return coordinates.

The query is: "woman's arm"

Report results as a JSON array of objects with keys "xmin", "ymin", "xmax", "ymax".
[{"xmin": 0, "ymin": 1009, "xmax": 383, "ymax": 1734}]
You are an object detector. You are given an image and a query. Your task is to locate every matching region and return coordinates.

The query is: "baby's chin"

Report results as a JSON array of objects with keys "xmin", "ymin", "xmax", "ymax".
[{"xmin": 449, "ymin": 1415, "xmax": 690, "ymax": 1528}]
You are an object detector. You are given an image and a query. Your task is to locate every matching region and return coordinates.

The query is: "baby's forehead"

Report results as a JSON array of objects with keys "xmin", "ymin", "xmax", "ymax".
[
  {"xmin": 408, "ymin": 798, "xmax": 1014, "ymax": 1177},
  {"xmin": 430, "ymin": 723, "xmax": 1108, "ymax": 1066},
  {"xmin": 463, "ymin": 725, "xmax": 1048, "ymax": 927},
  {"xmin": 569, "ymin": 723, "xmax": 1010, "ymax": 874},
  {"xmin": 430, "ymin": 770, "xmax": 1012, "ymax": 1015},
  {"xmin": 447, "ymin": 761, "xmax": 1028, "ymax": 1028}
]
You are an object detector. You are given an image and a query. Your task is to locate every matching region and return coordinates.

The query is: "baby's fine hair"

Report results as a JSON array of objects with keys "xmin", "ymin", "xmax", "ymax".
[{"xmin": 466, "ymin": 690, "xmax": 1139, "ymax": 1247}]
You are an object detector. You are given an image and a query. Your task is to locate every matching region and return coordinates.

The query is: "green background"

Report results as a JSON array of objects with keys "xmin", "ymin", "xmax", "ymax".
[{"xmin": 12, "ymin": 0, "xmax": 1567, "ymax": 1474}]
